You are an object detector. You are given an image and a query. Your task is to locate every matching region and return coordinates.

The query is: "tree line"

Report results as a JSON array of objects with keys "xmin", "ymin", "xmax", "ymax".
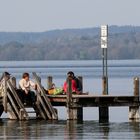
[{"xmin": 0, "ymin": 26, "xmax": 140, "ymax": 60}]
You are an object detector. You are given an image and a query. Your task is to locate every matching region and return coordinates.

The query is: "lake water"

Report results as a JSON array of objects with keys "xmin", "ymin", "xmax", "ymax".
[{"xmin": 0, "ymin": 60, "xmax": 140, "ymax": 139}]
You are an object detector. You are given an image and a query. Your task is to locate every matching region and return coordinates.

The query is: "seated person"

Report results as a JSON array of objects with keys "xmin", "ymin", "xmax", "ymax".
[
  {"xmin": 63, "ymin": 71, "xmax": 82, "ymax": 94},
  {"xmin": 19, "ymin": 72, "xmax": 36, "ymax": 105}
]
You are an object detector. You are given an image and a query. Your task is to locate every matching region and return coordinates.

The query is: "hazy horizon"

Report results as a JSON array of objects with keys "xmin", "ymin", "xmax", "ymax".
[{"xmin": 0, "ymin": 0, "xmax": 140, "ymax": 32}]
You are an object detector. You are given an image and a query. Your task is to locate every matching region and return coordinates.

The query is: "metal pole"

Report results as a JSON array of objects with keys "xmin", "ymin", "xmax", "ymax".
[
  {"xmin": 102, "ymin": 48, "xmax": 105, "ymax": 77},
  {"xmin": 101, "ymin": 25, "xmax": 108, "ymax": 95},
  {"xmin": 105, "ymin": 48, "xmax": 108, "ymax": 94}
]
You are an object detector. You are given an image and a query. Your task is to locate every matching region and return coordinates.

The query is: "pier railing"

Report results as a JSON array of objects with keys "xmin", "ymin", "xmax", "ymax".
[
  {"xmin": 6, "ymin": 80, "xmax": 29, "ymax": 120},
  {"xmin": 32, "ymin": 72, "xmax": 58, "ymax": 120}
]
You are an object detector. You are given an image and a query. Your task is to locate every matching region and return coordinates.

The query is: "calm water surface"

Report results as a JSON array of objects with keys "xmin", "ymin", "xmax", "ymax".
[
  {"xmin": 0, "ymin": 119, "xmax": 140, "ymax": 140},
  {"xmin": 0, "ymin": 60, "xmax": 140, "ymax": 140}
]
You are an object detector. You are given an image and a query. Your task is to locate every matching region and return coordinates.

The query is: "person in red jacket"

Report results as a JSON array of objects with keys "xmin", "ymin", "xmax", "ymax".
[{"xmin": 63, "ymin": 71, "xmax": 78, "ymax": 94}]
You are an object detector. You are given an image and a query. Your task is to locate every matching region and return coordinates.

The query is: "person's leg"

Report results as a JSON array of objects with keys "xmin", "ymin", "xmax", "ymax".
[
  {"xmin": 16, "ymin": 89, "xmax": 24, "ymax": 103},
  {"xmin": 28, "ymin": 91, "xmax": 36, "ymax": 104},
  {"xmin": 24, "ymin": 92, "xmax": 30, "ymax": 105},
  {"xmin": 28, "ymin": 91, "xmax": 39, "ymax": 115}
]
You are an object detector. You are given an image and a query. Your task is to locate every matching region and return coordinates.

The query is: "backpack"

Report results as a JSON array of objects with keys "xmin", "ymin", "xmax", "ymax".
[{"xmin": 74, "ymin": 77, "xmax": 82, "ymax": 92}]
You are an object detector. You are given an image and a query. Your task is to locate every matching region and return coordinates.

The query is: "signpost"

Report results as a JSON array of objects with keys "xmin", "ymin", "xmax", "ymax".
[{"xmin": 101, "ymin": 25, "xmax": 108, "ymax": 95}]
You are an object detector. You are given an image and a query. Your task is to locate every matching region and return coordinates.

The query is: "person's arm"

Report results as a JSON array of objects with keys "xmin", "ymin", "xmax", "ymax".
[
  {"xmin": 29, "ymin": 80, "xmax": 36, "ymax": 89},
  {"xmin": 19, "ymin": 79, "xmax": 28, "ymax": 94},
  {"xmin": 19, "ymin": 79, "xmax": 26, "ymax": 90}
]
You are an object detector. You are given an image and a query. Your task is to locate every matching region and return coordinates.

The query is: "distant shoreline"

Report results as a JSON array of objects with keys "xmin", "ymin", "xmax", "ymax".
[{"xmin": 0, "ymin": 26, "xmax": 140, "ymax": 60}]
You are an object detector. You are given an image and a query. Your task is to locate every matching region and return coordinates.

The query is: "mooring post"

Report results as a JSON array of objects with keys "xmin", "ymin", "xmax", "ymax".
[
  {"xmin": 66, "ymin": 78, "xmax": 73, "ymax": 120},
  {"xmin": 134, "ymin": 77, "xmax": 139, "ymax": 96},
  {"xmin": 66, "ymin": 76, "xmax": 83, "ymax": 121},
  {"xmin": 99, "ymin": 76, "xmax": 109, "ymax": 123},
  {"xmin": 47, "ymin": 76, "xmax": 53, "ymax": 89},
  {"xmin": 99, "ymin": 107, "xmax": 109, "ymax": 123},
  {"xmin": 102, "ymin": 76, "xmax": 108, "ymax": 95},
  {"xmin": 129, "ymin": 77, "xmax": 140, "ymax": 120},
  {"xmin": 72, "ymin": 76, "xmax": 83, "ymax": 121}
]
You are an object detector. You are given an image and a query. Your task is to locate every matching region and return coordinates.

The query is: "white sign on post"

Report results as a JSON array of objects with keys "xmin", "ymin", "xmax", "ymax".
[
  {"xmin": 101, "ymin": 37, "xmax": 107, "ymax": 48},
  {"xmin": 101, "ymin": 25, "xmax": 108, "ymax": 48}
]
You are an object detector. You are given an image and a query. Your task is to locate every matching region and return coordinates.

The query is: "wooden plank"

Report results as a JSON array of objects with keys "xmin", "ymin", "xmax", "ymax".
[
  {"xmin": 46, "ymin": 94, "xmax": 134, "ymax": 99},
  {"xmin": 36, "ymin": 102, "xmax": 46, "ymax": 119},
  {"xmin": 6, "ymin": 94, "xmax": 139, "ymax": 108},
  {"xmin": 7, "ymin": 92, "xmax": 19, "ymax": 119},
  {"xmin": 7, "ymin": 80, "xmax": 29, "ymax": 120},
  {"xmin": 72, "ymin": 97, "xmax": 140, "ymax": 107},
  {"xmin": 72, "ymin": 95, "xmax": 139, "ymax": 98},
  {"xmin": 32, "ymin": 72, "xmax": 58, "ymax": 119},
  {"xmin": 10, "ymin": 77, "xmax": 17, "ymax": 89},
  {"xmin": 7, "ymin": 81, "xmax": 23, "ymax": 108},
  {"xmin": 48, "ymin": 95, "xmax": 140, "ymax": 107},
  {"xmin": 33, "ymin": 73, "xmax": 55, "ymax": 119},
  {"xmin": 36, "ymin": 90, "xmax": 52, "ymax": 119},
  {"xmin": 3, "ymin": 77, "xmax": 7, "ymax": 112},
  {"xmin": 7, "ymin": 103, "xmax": 17, "ymax": 119},
  {"xmin": 49, "ymin": 98, "xmax": 66, "ymax": 102}
]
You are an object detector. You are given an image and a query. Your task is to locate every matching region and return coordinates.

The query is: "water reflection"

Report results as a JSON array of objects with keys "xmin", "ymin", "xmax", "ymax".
[{"xmin": 0, "ymin": 119, "xmax": 140, "ymax": 140}]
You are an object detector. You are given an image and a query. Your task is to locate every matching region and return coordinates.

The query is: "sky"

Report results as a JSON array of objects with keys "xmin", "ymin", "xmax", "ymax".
[{"xmin": 0, "ymin": 0, "xmax": 140, "ymax": 32}]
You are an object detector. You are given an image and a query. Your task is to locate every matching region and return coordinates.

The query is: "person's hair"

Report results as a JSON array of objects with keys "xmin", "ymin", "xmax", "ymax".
[
  {"xmin": 22, "ymin": 73, "xmax": 29, "ymax": 79},
  {"xmin": 67, "ymin": 71, "xmax": 74, "ymax": 77}
]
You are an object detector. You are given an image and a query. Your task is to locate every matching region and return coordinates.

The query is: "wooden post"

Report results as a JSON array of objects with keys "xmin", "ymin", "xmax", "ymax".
[
  {"xmin": 72, "ymin": 76, "xmax": 83, "ymax": 121},
  {"xmin": 3, "ymin": 76, "xmax": 7, "ymax": 112},
  {"xmin": 134, "ymin": 77, "xmax": 139, "ymax": 96},
  {"xmin": 129, "ymin": 77, "xmax": 140, "ymax": 120},
  {"xmin": 102, "ymin": 76, "xmax": 108, "ymax": 95},
  {"xmin": 38, "ymin": 76, "xmax": 41, "ymax": 83},
  {"xmin": 10, "ymin": 77, "xmax": 16, "ymax": 89},
  {"xmin": 7, "ymin": 103, "xmax": 17, "ymax": 120},
  {"xmin": 47, "ymin": 76, "xmax": 53, "ymax": 89},
  {"xmin": 7, "ymin": 80, "xmax": 29, "ymax": 120},
  {"xmin": 66, "ymin": 76, "xmax": 83, "ymax": 121},
  {"xmin": 99, "ymin": 107, "xmax": 109, "ymax": 123},
  {"xmin": 99, "ymin": 76, "xmax": 109, "ymax": 123},
  {"xmin": 66, "ymin": 78, "xmax": 73, "ymax": 120},
  {"xmin": 19, "ymin": 109, "xmax": 25, "ymax": 120}
]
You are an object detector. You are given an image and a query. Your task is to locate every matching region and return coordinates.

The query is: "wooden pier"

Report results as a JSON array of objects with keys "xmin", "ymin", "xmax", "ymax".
[{"xmin": 0, "ymin": 73, "xmax": 140, "ymax": 122}]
